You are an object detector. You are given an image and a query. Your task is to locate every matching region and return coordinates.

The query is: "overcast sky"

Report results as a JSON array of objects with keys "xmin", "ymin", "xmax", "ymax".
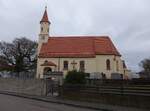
[{"xmin": 0, "ymin": 0, "xmax": 150, "ymax": 72}]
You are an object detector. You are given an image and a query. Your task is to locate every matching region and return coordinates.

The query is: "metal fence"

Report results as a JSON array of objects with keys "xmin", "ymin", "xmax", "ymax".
[
  {"xmin": 60, "ymin": 81, "xmax": 150, "ymax": 109},
  {"xmin": 0, "ymin": 71, "xmax": 36, "ymax": 79},
  {"xmin": 86, "ymin": 78, "xmax": 150, "ymax": 86},
  {"xmin": 62, "ymin": 84, "xmax": 150, "ymax": 96}
]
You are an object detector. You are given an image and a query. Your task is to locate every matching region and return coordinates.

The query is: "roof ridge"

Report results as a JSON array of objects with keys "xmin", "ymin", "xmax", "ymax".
[{"xmin": 48, "ymin": 36, "xmax": 110, "ymax": 38}]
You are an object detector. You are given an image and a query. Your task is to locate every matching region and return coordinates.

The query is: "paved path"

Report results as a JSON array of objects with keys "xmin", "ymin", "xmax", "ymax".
[{"xmin": 0, "ymin": 94, "xmax": 100, "ymax": 111}]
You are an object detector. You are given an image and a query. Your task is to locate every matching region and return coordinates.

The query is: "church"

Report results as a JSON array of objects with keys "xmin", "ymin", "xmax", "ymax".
[{"xmin": 36, "ymin": 8, "xmax": 129, "ymax": 80}]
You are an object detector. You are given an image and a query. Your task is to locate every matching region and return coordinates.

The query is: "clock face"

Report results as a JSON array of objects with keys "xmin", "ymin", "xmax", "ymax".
[{"xmin": 41, "ymin": 36, "xmax": 45, "ymax": 40}]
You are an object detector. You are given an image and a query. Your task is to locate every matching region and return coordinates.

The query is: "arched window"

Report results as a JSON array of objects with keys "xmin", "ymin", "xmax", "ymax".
[
  {"xmin": 106, "ymin": 59, "xmax": 111, "ymax": 70},
  {"xmin": 116, "ymin": 60, "xmax": 119, "ymax": 71},
  {"xmin": 45, "ymin": 60, "xmax": 48, "ymax": 63},
  {"xmin": 63, "ymin": 61, "xmax": 68, "ymax": 70},
  {"xmin": 80, "ymin": 61, "xmax": 85, "ymax": 72}
]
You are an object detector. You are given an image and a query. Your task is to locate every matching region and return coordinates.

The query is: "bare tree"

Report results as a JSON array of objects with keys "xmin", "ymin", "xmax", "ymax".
[
  {"xmin": 139, "ymin": 58, "xmax": 150, "ymax": 78},
  {"xmin": 0, "ymin": 37, "xmax": 37, "ymax": 77}
]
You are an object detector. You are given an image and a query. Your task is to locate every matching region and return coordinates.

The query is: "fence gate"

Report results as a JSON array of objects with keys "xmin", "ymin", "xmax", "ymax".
[{"xmin": 45, "ymin": 78, "xmax": 60, "ymax": 96}]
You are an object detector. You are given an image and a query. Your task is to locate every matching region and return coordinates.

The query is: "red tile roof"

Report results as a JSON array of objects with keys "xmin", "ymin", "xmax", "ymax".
[
  {"xmin": 40, "ymin": 9, "xmax": 50, "ymax": 24},
  {"xmin": 39, "ymin": 36, "xmax": 121, "ymax": 58}
]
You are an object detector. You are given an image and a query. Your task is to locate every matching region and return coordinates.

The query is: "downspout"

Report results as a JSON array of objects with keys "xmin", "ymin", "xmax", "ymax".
[{"xmin": 58, "ymin": 57, "xmax": 60, "ymax": 71}]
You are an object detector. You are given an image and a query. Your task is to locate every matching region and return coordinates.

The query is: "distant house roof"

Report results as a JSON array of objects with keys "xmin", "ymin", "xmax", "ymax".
[
  {"xmin": 0, "ymin": 64, "xmax": 14, "ymax": 70},
  {"xmin": 39, "ymin": 36, "xmax": 121, "ymax": 58}
]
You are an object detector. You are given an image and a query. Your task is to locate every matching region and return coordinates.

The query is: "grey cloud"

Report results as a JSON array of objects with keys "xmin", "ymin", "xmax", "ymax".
[{"xmin": 0, "ymin": 0, "xmax": 150, "ymax": 71}]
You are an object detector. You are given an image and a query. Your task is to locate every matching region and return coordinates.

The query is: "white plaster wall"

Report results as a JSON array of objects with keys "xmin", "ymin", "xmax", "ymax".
[
  {"xmin": 37, "ymin": 22, "xmax": 50, "ymax": 55},
  {"xmin": 36, "ymin": 55, "xmax": 127, "ymax": 79},
  {"xmin": 40, "ymin": 22, "xmax": 50, "ymax": 35},
  {"xmin": 37, "ymin": 58, "xmax": 96, "ymax": 78},
  {"xmin": 95, "ymin": 55, "xmax": 124, "ymax": 78}
]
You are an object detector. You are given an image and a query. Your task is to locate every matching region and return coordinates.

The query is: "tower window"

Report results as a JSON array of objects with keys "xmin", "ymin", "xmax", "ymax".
[
  {"xmin": 41, "ymin": 36, "xmax": 45, "ymax": 40},
  {"xmin": 41, "ymin": 27, "xmax": 43, "ymax": 32},
  {"xmin": 47, "ymin": 28, "xmax": 49, "ymax": 32},
  {"xmin": 116, "ymin": 60, "xmax": 119, "ymax": 71},
  {"xmin": 106, "ymin": 59, "xmax": 111, "ymax": 70}
]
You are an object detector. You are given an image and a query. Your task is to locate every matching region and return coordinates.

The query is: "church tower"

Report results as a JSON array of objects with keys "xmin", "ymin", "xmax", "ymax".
[{"xmin": 38, "ymin": 7, "xmax": 50, "ymax": 54}]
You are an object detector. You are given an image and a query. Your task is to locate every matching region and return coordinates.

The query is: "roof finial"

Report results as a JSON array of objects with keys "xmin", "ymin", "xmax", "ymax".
[
  {"xmin": 40, "ymin": 3, "xmax": 50, "ymax": 24},
  {"xmin": 45, "ymin": 5, "xmax": 47, "ymax": 10},
  {"xmin": 45, "ymin": 0, "xmax": 47, "ymax": 10}
]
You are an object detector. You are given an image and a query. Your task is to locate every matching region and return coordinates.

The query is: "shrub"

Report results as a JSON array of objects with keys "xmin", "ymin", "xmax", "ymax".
[{"xmin": 65, "ymin": 70, "xmax": 86, "ymax": 84}]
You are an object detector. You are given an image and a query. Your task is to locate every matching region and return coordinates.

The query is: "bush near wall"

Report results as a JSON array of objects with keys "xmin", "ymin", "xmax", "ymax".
[{"xmin": 64, "ymin": 70, "xmax": 86, "ymax": 84}]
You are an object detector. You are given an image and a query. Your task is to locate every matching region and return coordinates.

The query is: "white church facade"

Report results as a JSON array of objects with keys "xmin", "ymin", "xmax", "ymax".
[{"xmin": 36, "ymin": 8, "xmax": 129, "ymax": 79}]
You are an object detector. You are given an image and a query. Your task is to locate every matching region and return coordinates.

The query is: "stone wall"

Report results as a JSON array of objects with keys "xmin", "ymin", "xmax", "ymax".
[{"xmin": 0, "ymin": 78, "xmax": 46, "ymax": 96}]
